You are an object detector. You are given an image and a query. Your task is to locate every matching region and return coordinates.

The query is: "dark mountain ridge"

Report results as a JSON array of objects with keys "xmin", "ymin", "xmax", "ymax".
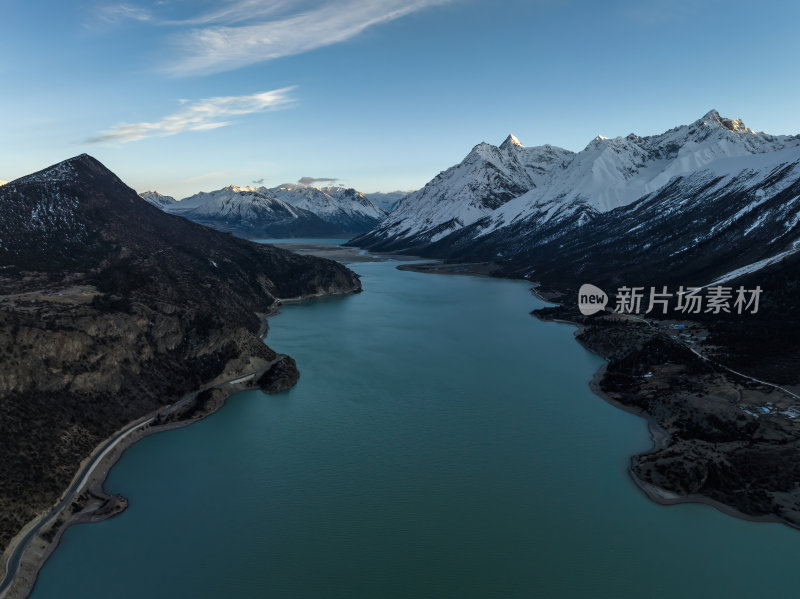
[{"xmin": 0, "ymin": 155, "xmax": 361, "ymax": 556}]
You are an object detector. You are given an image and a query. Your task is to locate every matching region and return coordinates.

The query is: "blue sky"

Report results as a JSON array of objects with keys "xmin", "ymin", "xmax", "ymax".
[{"xmin": 3, "ymin": 0, "xmax": 800, "ymax": 198}]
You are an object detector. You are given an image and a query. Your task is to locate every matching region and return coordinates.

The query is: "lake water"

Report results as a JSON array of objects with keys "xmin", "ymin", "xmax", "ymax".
[{"xmin": 30, "ymin": 257, "xmax": 800, "ymax": 598}]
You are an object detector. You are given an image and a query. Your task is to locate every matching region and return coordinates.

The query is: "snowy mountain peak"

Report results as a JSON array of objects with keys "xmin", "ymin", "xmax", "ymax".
[
  {"xmin": 352, "ymin": 110, "xmax": 800, "ymax": 257},
  {"xmin": 468, "ymin": 141, "xmax": 494, "ymax": 155},
  {"xmin": 139, "ymin": 190, "xmax": 177, "ymax": 209},
  {"xmin": 13, "ymin": 154, "xmax": 112, "ymax": 188},
  {"xmin": 697, "ymin": 109, "xmax": 754, "ymax": 134},
  {"xmin": 269, "ymin": 183, "xmax": 385, "ymax": 232},
  {"xmin": 584, "ymin": 134, "xmax": 611, "ymax": 150},
  {"xmin": 500, "ymin": 134, "xmax": 523, "ymax": 150}
]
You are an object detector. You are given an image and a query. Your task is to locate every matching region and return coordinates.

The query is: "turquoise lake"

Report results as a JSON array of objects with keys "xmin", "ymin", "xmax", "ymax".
[{"xmin": 30, "ymin": 257, "xmax": 800, "ymax": 598}]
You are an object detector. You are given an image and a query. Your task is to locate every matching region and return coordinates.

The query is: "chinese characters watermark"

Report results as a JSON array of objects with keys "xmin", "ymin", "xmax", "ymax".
[{"xmin": 578, "ymin": 283, "xmax": 762, "ymax": 316}]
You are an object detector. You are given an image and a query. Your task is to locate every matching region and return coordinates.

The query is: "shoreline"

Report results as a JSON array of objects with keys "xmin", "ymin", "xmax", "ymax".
[
  {"xmin": 395, "ymin": 261, "xmax": 502, "ymax": 277},
  {"xmin": 524, "ymin": 278, "xmax": 800, "ymax": 531},
  {"xmin": 589, "ymin": 359, "xmax": 793, "ymax": 529},
  {"xmin": 346, "ymin": 255, "xmax": 800, "ymax": 532},
  {"xmin": 536, "ymin": 311, "xmax": 800, "ymax": 532},
  {"xmin": 339, "ymin": 251, "xmax": 800, "ymax": 531},
  {"xmin": 0, "ymin": 287, "xmax": 359, "ymax": 599},
  {"xmin": 269, "ymin": 242, "xmax": 423, "ymax": 265},
  {"xmin": 5, "ymin": 249, "xmax": 794, "ymax": 596}
]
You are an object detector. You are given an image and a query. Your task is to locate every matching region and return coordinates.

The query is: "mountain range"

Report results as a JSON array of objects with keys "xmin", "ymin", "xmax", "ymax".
[
  {"xmin": 351, "ymin": 110, "xmax": 800, "ymax": 289},
  {"xmin": 141, "ymin": 183, "xmax": 386, "ymax": 238}
]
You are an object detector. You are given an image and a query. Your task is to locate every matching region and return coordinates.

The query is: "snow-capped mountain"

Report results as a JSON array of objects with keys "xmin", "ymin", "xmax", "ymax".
[
  {"xmin": 139, "ymin": 190, "xmax": 177, "ymax": 210},
  {"xmin": 163, "ymin": 185, "xmax": 338, "ymax": 238},
  {"xmin": 364, "ymin": 190, "xmax": 412, "ymax": 213},
  {"xmin": 351, "ymin": 110, "xmax": 800, "ymax": 286},
  {"xmin": 139, "ymin": 183, "xmax": 385, "ymax": 237},
  {"xmin": 476, "ymin": 150, "xmax": 800, "ymax": 289},
  {"xmin": 353, "ymin": 135, "xmax": 573, "ymax": 251},
  {"xmin": 479, "ymin": 110, "xmax": 797, "ymax": 235},
  {"xmin": 0, "ymin": 156, "xmax": 96, "ymax": 258},
  {"xmin": 0, "ymin": 181, "xmax": 7, "ymax": 186},
  {"xmin": 268, "ymin": 184, "xmax": 385, "ymax": 233}
]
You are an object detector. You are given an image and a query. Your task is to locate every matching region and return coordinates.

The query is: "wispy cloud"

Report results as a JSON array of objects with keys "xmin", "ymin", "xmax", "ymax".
[
  {"xmin": 167, "ymin": 0, "xmax": 307, "ymax": 26},
  {"xmin": 158, "ymin": 0, "xmax": 451, "ymax": 76},
  {"xmin": 298, "ymin": 176, "xmax": 339, "ymax": 185},
  {"xmin": 93, "ymin": 1, "xmax": 450, "ymax": 75},
  {"xmin": 85, "ymin": 87, "xmax": 296, "ymax": 144},
  {"xmin": 96, "ymin": 3, "xmax": 153, "ymax": 23},
  {"xmin": 252, "ymin": 177, "xmax": 265, "ymax": 185}
]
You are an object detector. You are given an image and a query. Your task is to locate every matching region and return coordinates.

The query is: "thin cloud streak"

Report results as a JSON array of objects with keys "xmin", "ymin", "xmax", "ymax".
[
  {"xmin": 94, "ymin": 0, "xmax": 302, "ymax": 26},
  {"xmin": 163, "ymin": 0, "xmax": 450, "ymax": 76},
  {"xmin": 166, "ymin": 0, "xmax": 305, "ymax": 26},
  {"xmin": 96, "ymin": 3, "xmax": 153, "ymax": 23},
  {"xmin": 298, "ymin": 176, "xmax": 339, "ymax": 185},
  {"xmin": 85, "ymin": 87, "xmax": 296, "ymax": 144}
]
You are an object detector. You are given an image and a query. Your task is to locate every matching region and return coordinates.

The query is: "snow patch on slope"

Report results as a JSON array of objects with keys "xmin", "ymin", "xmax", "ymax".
[
  {"xmin": 139, "ymin": 190, "xmax": 177, "ymax": 209},
  {"xmin": 706, "ymin": 241, "xmax": 800, "ymax": 286}
]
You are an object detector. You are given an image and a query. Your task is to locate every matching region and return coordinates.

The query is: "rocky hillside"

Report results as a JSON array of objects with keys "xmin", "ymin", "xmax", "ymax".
[{"xmin": 0, "ymin": 154, "xmax": 361, "ymax": 551}]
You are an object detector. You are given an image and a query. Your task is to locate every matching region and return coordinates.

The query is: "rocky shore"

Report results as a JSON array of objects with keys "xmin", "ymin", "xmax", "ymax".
[
  {"xmin": 0, "ymin": 290, "xmax": 359, "ymax": 599},
  {"xmin": 533, "ymin": 303, "xmax": 800, "ymax": 531},
  {"xmin": 0, "ymin": 155, "xmax": 363, "ymax": 598},
  {"xmin": 379, "ymin": 252, "xmax": 800, "ymax": 531}
]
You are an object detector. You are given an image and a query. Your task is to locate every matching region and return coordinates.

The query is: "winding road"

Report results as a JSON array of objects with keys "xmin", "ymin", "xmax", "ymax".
[
  {"xmin": 0, "ymin": 342, "xmax": 277, "ymax": 598},
  {"xmin": 0, "ymin": 409, "xmax": 154, "ymax": 597}
]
